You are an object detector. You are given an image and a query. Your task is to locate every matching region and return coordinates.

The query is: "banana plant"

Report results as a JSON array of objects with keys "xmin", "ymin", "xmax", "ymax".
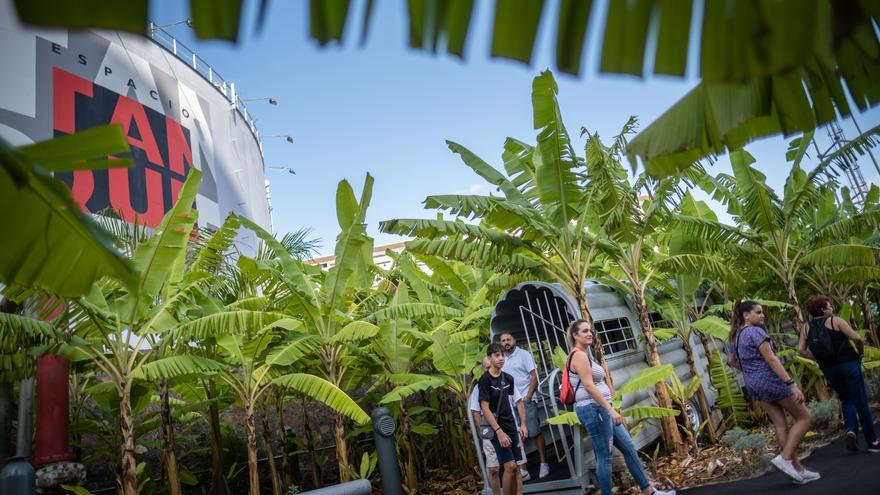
[
  {"xmin": 709, "ymin": 349, "xmax": 750, "ymax": 428},
  {"xmin": 0, "ymin": 126, "xmax": 136, "ymax": 298},
  {"xmin": 239, "ymin": 174, "xmax": 378, "ymax": 482},
  {"xmin": 149, "ymin": 297, "xmax": 368, "ymax": 495},
  {"xmin": 381, "ymin": 71, "xmax": 623, "ymax": 383},
  {"xmin": 0, "ymin": 168, "xmax": 203, "ymax": 494},
  {"xmin": 665, "ymin": 373, "xmax": 705, "ymax": 451},
  {"xmin": 677, "ymin": 147, "xmax": 880, "ymax": 334}
]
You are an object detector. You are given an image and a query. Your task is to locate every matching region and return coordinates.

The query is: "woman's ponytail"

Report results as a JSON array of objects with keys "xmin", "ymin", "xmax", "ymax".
[{"xmin": 729, "ymin": 299, "xmax": 760, "ymax": 343}]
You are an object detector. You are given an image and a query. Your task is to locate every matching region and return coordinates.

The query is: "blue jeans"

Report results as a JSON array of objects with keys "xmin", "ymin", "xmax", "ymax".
[
  {"xmin": 576, "ymin": 403, "xmax": 650, "ymax": 495},
  {"xmin": 822, "ymin": 358, "xmax": 877, "ymax": 443}
]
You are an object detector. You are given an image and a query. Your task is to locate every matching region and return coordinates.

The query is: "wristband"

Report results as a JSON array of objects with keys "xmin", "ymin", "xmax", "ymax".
[
  {"xmin": 495, "ymin": 427, "xmax": 501, "ymax": 432},
  {"xmin": 784, "ymin": 379, "xmax": 796, "ymax": 386}
]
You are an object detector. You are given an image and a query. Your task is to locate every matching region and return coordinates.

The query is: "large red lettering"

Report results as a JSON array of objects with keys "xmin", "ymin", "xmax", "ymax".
[
  {"xmin": 69, "ymin": 170, "xmax": 94, "ymax": 212},
  {"xmin": 52, "ymin": 67, "xmax": 93, "ymax": 135},
  {"xmin": 108, "ymin": 158, "xmax": 166, "ymax": 227},
  {"xmin": 110, "ymin": 95, "xmax": 165, "ymax": 167},
  {"xmin": 165, "ymin": 116, "xmax": 192, "ymax": 175}
]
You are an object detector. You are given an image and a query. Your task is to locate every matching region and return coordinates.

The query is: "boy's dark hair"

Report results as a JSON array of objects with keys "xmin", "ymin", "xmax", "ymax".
[{"xmin": 487, "ymin": 342, "xmax": 505, "ymax": 356}]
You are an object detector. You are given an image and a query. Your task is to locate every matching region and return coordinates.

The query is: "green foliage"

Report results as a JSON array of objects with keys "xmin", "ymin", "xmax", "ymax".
[
  {"xmin": 807, "ymin": 399, "xmax": 841, "ymax": 428},
  {"xmin": 1, "ymin": 126, "xmax": 136, "ymax": 297},
  {"xmin": 709, "ymin": 349, "xmax": 750, "ymax": 427},
  {"xmin": 612, "ymin": 364, "xmax": 675, "ymax": 409},
  {"xmin": 721, "ymin": 426, "xmax": 765, "ymax": 455}
]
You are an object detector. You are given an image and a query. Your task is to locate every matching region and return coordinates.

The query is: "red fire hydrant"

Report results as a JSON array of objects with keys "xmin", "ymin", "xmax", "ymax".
[{"xmin": 32, "ymin": 355, "xmax": 75, "ymax": 467}]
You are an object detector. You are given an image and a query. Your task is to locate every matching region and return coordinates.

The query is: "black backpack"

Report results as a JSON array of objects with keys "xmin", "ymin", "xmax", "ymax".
[{"xmin": 806, "ymin": 317, "xmax": 840, "ymax": 363}]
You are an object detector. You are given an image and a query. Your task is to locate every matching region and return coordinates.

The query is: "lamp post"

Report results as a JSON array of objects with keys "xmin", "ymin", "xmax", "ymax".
[
  {"xmin": 149, "ymin": 19, "xmax": 192, "ymax": 34},
  {"xmin": 241, "ymin": 97, "xmax": 279, "ymax": 105},
  {"xmin": 267, "ymin": 166, "xmax": 296, "ymax": 174},
  {"xmin": 263, "ymin": 134, "xmax": 294, "ymax": 144}
]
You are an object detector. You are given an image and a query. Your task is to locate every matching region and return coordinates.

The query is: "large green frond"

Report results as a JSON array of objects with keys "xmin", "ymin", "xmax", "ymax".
[
  {"xmin": 801, "ymin": 244, "xmax": 880, "ymax": 267},
  {"xmin": 133, "ymin": 355, "xmax": 225, "ymax": 381},
  {"xmin": 0, "ymin": 129, "xmax": 136, "ymax": 297},
  {"xmin": 273, "ymin": 373, "xmax": 370, "ymax": 424},
  {"xmin": 172, "ymin": 310, "xmax": 297, "ymax": 341},
  {"xmin": 531, "ymin": 70, "xmax": 582, "ymax": 228}
]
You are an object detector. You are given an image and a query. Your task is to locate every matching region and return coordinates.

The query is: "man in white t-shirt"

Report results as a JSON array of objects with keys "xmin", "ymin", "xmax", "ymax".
[
  {"xmin": 470, "ymin": 357, "xmax": 528, "ymax": 495},
  {"xmin": 499, "ymin": 331, "xmax": 549, "ymax": 480}
]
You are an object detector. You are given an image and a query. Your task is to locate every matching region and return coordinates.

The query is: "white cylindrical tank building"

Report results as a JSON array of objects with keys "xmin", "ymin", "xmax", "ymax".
[{"xmin": 0, "ymin": 1, "xmax": 271, "ymax": 252}]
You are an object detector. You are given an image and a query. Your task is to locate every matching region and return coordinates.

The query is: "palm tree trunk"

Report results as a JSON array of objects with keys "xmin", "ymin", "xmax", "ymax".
[
  {"xmin": 333, "ymin": 413, "xmax": 351, "ymax": 482},
  {"xmin": 245, "ymin": 405, "xmax": 261, "ymax": 495},
  {"xmin": 205, "ymin": 382, "xmax": 230, "ymax": 495},
  {"xmin": 574, "ymin": 288, "xmax": 615, "ymax": 389},
  {"xmin": 158, "ymin": 380, "xmax": 182, "ymax": 495},
  {"xmin": 118, "ymin": 385, "xmax": 139, "ymax": 495},
  {"xmin": 274, "ymin": 390, "xmax": 294, "ymax": 489},
  {"xmin": 261, "ymin": 401, "xmax": 283, "ymax": 495},
  {"xmin": 633, "ymin": 291, "xmax": 685, "ymax": 455},
  {"xmin": 682, "ymin": 335, "xmax": 717, "ymax": 445}
]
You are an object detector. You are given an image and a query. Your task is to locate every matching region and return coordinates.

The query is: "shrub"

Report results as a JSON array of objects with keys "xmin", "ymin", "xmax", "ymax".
[
  {"xmin": 721, "ymin": 427, "xmax": 766, "ymax": 454},
  {"xmin": 807, "ymin": 399, "xmax": 840, "ymax": 428}
]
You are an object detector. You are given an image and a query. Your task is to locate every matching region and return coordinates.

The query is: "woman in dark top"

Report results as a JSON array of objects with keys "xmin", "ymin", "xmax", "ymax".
[
  {"xmin": 799, "ymin": 295, "xmax": 880, "ymax": 452},
  {"xmin": 728, "ymin": 300, "xmax": 818, "ymax": 484}
]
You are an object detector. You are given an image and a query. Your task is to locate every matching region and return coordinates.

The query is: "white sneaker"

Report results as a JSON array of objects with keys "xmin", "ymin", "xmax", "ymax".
[
  {"xmin": 652, "ymin": 490, "xmax": 676, "ymax": 495},
  {"xmin": 795, "ymin": 468, "xmax": 821, "ymax": 484},
  {"xmin": 538, "ymin": 463, "xmax": 550, "ymax": 479},
  {"xmin": 520, "ymin": 468, "xmax": 531, "ymax": 481},
  {"xmin": 770, "ymin": 455, "xmax": 804, "ymax": 483}
]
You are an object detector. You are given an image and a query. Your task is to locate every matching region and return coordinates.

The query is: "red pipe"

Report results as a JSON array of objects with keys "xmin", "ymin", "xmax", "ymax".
[{"xmin": 32, "ymin": 354, "xmax": 75, "ymax": 466}]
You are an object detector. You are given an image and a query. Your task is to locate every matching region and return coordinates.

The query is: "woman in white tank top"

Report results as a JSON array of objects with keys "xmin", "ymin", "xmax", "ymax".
[{"xmin": 567, "ymin": 319, "xmax": 676, "ymax": 495}]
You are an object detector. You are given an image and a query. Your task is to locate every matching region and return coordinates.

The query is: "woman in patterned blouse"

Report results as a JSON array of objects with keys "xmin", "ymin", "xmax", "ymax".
[{"xmin": 728, "ymin": 300, "xmax": 817, "ymax": 485}]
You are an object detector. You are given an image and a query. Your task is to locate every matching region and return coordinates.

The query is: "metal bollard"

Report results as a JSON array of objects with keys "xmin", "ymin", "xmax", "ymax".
[
  {"xmin": 371, "ymin": 407, "xmax": 403, "ymax": 495},
  {"xmin": 297, "ymin": 478, "xmax": 372, "ymax": 495},
  {"xmin": 0, "ymin": 456, "xmax": 35, "ymax": 495},
  {"xmin": 16, "ymin": 378, "xmax": 34, "ymax": 458}
]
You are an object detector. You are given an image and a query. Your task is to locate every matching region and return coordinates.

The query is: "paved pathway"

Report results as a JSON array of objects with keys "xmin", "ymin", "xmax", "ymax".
[{"xmin": 682, "ymin": 427, "xmax": 879, "ymax": 495}]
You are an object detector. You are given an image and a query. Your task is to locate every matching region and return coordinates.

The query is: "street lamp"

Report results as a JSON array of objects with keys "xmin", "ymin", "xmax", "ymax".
[
  {"xmin": 263, "ymin": 135, "xmax": 294, "ymax": 144},
  {"xmin": 150, "ymin": 19, "xmax": 192, "ymax": 33},
  {"xmin": 241, "ymin": 97, "xmax": 279, "ymax": 105},
  {"xmin": 267, "ymin": 166, "xmax": 296, "ymax": 175}
]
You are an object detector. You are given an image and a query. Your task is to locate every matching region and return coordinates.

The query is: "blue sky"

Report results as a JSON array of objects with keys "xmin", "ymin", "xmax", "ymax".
[{"xmin": 152, "ymin": 0, "xmax": 880, "ymax": 256}]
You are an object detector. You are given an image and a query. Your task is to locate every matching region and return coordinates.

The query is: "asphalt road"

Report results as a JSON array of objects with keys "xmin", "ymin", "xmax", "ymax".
[{"xmin": 682, "ymin": 427, "xmax": 880, "ymax": 495}]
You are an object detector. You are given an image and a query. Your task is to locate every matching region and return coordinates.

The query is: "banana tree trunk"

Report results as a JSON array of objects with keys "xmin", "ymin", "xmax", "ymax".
[
  {"xmin": 302, "ymin": 400, "xmax": 322, "ymax": 488},
  {"xmin": 457, "ymin": 401, "xmax": 476, "ymax": 471},
  {"xmin": 682, "ymin": 335, "xmax": 717, "ymax": 445},
  {"xmin": 575, "ymin": 288, "xmax": 614, "ymax": 389},
  {"xmin": 244, "ymin": 404, "xmax": 260, "ymax": 495},
  {"xmin": 333, "ymin": 414, "xmax": 351, "ymax": 482},
  {"xmin": 858, "ymin": 287, "xmax": 879, "ymax": 347},
  {"xmin": 274, "ymin": 390, "xmax": 294, "ymax": 489},
  {"xmin": 261, "ymin": 402, "xmax": 283, "ymax": 495},
  {"xmin": 397, "ymin": 406, "xmax": 419, "ymax": 493},
  {"xmin": 119, "ymin": 384, "xmax": 139, "ymax": 495},
  {"xmin": 205, "ymin": 382, "xmax": 230, "ymax": 495},
  {"xmin": 633, "ymin": 291, "xmax": 685, "ymax": 455},
  {"xmin": 158, "ymin": 379, "xmax": 182, "ymax": 495}
]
